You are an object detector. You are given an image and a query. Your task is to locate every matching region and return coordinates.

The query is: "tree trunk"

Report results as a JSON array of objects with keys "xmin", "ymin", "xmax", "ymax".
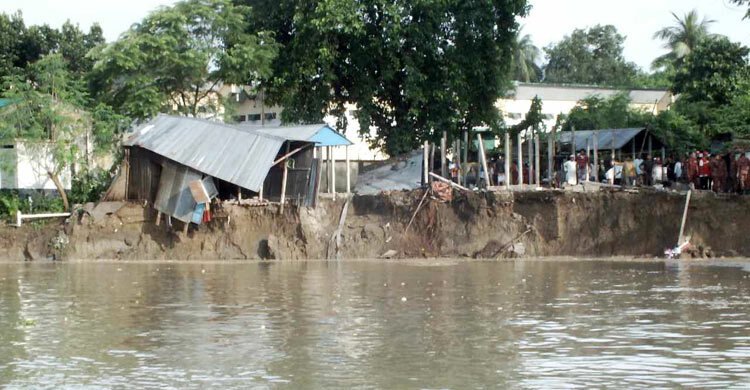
[{"xmin": 48, "ymin": 171, "xmax": 70, "ymax": 211}]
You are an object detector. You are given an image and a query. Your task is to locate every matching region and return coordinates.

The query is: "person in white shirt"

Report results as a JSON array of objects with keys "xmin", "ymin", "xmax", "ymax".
[{"xmin": 563, "ymin": 156, "xmax": 578, "ymax": 187}]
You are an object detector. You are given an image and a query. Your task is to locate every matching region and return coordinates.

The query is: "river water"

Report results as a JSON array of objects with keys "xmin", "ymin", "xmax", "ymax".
[{"xmin": 1, "ymin": 259, "xmax": 750, "ymax": 389}]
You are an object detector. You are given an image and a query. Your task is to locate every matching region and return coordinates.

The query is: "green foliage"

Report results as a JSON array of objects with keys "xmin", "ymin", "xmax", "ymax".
[
  {"xmin": 631, "ymin": 68, "xmax": 674, "ymax": 89},
  {"xmin": 652, "ymin": 10, "xmax": 715, "ymax": 69},
  {"xmin": 731, "ymin": 0, "xmax": 750, "ymax": 19},
  {"xmin": 507, "ymin": 96, "xmax": 544, "ymax": 136},
  {"xmin": 89, "ymin": 0, "xmax": 279, "ymax": 120},
  {"xmin": 510, "ymin": 27, "xmax": 541, "ymax": 82},
  {"xmin": 0, "ymin": 12, "xmax": 104, "ymax": 82},
  {"xmin": 0, "ymin": 190, "xmax": 20, "ymax": 219},
  {"xmin": 69, "ymin": 168, "xmax": 113, "ymax": 205},
  {"xmin": 543, "ymin": 25, "xmax": 639, "ymax": 87},
  {"xmin": 562, "ymin": 93, "xmax": 651, "ymax": 132},
  {"xmin": 242, "ymin": 0, "xmax": 529, "ymax": 156},
  {"xmin": 673, "ymin": 37, "xmax": 750, "ymax": 107}
]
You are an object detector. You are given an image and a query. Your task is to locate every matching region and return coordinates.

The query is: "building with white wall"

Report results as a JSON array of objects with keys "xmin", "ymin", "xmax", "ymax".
[
  {"xmin": 0, "ymin": 141, "xmax": 72, "ymax": 190},
  {"xmin": 497, "ymin": 82, "xmax": 674, "ymax": 131}
]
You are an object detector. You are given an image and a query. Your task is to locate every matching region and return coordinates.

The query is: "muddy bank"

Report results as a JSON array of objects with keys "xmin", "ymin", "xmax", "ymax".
[{"xmin": 2, "ymin": 189, "xmax": 750, "ymax": 260}]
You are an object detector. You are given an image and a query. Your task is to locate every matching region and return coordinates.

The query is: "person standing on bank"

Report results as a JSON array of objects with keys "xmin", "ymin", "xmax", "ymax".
[
  {"xmin": 640, "ymin": 154, "xmax": 654, "ymax": 187},
  {"xmin": 710, "ymin": 154, "xmax": 727, "ymax": 193},
  {"xmin": 576, "ymin": 149, "xmax": 589, "ymax": 183},
  {"xmin": 564, "ymin": 155, "xmax": 578, "ymax": 187}
]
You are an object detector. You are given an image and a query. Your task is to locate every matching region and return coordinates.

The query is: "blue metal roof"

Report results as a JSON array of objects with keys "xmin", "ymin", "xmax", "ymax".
[
  {"xmin": 243, "ymin": 124, "xmax": 353, "ymax": 147},
  {"xmin": 558, "ymin": 128, "xmax": 646, "ymax": 151}
]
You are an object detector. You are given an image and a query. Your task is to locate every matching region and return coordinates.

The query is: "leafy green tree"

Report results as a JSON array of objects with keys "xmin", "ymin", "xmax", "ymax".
[
  {"xmin": 89, "ymin": 0, "xmax": 278, "ymax": 120},
  {"xmin": 652, "ymin": 10, "xmax": 715, "ymax": 69},
  {"xmin": 510, "ymin": 27, "xmax": 541, "ymax": 82},
  {"xmin": 543, "ymin": 25, "xmax": 639, "ymax": 87},
  {"xmin": 0, "ymin": 54, "xmax": 89, "ymax": 210},
  {"xmin": 240, "ymin": 0, "xmax": 529, "ymax": 156},
  {"xmin": 672, "ymin": 37, "xmax": 750, "ymax": 107},
  {"xmin": 562, "ymin": 93, "xmax": 651, "ymax": 132}
]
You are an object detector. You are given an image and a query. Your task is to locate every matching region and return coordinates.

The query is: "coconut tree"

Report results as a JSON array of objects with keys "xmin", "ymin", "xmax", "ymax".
[
  {"xmin": 510, "ymin": 27, "xmax": 542, "ymax": 82},
  {"xmin": 652, "ymin": 10, "xmax": 716, "ymax": 69}
]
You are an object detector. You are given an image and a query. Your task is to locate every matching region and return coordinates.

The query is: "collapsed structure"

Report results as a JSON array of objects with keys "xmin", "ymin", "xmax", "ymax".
[{"xmin": 117, "ymin": 115, "xmax": 352, "ymax": 227}]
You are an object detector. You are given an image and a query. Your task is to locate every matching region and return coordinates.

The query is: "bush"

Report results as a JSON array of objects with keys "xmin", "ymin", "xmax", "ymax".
[{"xmin": 70, "ymin": 169, "xmax": 113, "ymax": 205}]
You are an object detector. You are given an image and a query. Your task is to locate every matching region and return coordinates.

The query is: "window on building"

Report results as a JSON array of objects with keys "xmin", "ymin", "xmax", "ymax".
[{"xmin": 234, "ymin": 115, "xmax": 246, "ymax": 122}]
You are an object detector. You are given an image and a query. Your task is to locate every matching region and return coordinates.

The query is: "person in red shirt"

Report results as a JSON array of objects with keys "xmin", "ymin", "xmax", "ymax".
[
  {"xmin": 687, "ymin": 152, "xmax": 699, "ymax": 189},
  {"xmin": 698, "ymin": 152, "xmax": 711, "ymax": 190}
]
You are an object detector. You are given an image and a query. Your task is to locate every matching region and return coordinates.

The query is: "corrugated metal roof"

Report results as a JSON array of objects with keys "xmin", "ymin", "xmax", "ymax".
[
  {"xmin": 240, "ymin": 123, "xmax": 353, "ymax": 146},
  {"xmin": 124, "ymin": 115, "xmax": 286, "ymax": 192},
  {"xmin": 557, "ymin": 128, "xmax": 645, "ymax": 151},
  {"xmin": 512, "ymin": 83, "xmax": 669, "ymax": 105}
]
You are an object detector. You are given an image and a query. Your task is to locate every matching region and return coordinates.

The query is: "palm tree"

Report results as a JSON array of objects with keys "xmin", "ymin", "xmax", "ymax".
[
  {"xmin": 652, "ymin": 10, "xmax": 716, "ymax": 68},
  {"xmin": 511, "ymin": 27, "xmax": 542, "ymax": 82}
]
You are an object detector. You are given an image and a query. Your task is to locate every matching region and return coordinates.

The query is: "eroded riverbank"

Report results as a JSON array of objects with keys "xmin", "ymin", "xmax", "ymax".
[{"xmin": 2, "ymin": 189, "xmax": 750, "ymax": 260}]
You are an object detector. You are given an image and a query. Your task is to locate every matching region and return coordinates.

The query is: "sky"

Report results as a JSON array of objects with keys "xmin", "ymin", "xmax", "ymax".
[{"xmin": 1, "ymin": 0, "xmax": 748, "ymax": 70}]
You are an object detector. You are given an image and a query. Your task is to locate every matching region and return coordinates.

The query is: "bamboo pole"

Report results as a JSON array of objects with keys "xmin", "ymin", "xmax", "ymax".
[
  {"xmin": 345, "ymin": 145, "xmax": 351, "ymax": 195},
  {"xmin": 678, "ymin": 190, "xmax": 692, "ymax": 246},
  {"xmin": 547, "ymin": 133, "xmax": 553, "ymax": 186},
  {"xmin": 505, "ymin": 131, "xmax": 511, "ymax": 189},
  {"xmin": 331, "ymin": 146, "xmax": 336, "ymax": 200},
  {"xmin": 534, "ymin": 134, "xmax": 541, "ymax": 186},
  {"xmin": 477, "ymin": 133, "xmax": 491, "ymax": 187},
  {"xmin": 441, "ymin": 131, "xmax": 447, "ymax": 178},
  {"xmin": 455, "ymin": 139, "xmax": 462, "ymax": 185},
  {"xmin": 527, "ymin": 129, "xmax": 534, "ymax": 185},
  {"xmin": 517, "ymin": 132, "xmax": 524, "ymax": 186},
  {"xmin": 280, "ymin": 143, "xmax": 290, "ymax": 213},
  {"xmin": 430, "ymin": 172, "xmax": 470, "ymax": 191},
  {"xmin": 571, "ymin": 126, "xmax": 576, "ymax": 157},
  {"xmin": 462, "ymin": 130, "xmax": 468, "ymax": 186},
  {"xmin": 593, "ymin": 131, "xmax": 599, "ymax": 183},
  {"xmin": 586, "ymin": 137, "xmax": 591, "ymax": 182},
  {"xmin": 423, "ymin": 141, "xmax": 429, "ymax": 185}
]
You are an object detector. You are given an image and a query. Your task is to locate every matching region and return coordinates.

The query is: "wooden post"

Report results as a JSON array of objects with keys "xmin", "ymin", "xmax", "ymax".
[
  {"xmin": 237, "ymin": 186, "xmax": 242, "ymax": 202},
  {"xmin": 527, "ymin": 129, "xmax": 534, "ymax": 185},
  {"xmin": 505, "ymin": 131, "xmax": 511, "ymax": 189},
  {"xmin": 517, "ymin": 132, "xmax": 524, "ymax": 186},
  {"xmin": 477, "ymin": 133, "xmax": 491, "ymax": 188},
  {"xmin": 429, "ymin": 142, "xmax": 436, "ymax": 179},
  {"xmin": 593, "ymin": 131, "xmax": 599, "ymax": 183},
  {"xmin": 156, "ymin": 212, "xmax": 162, "ymax": 226},
  {"xmin": 534, "ymin": 133, "xmax": 541, "ymax": 187},
  {"xmin": 610, "ymin": 130, "xmax": 615, "ymax": 162},
  {"xmin": 441, "ymin": 131, "xmax": 447, "ymax": 178},
  {"xmin": 632, "ymin": 137, "xmax": 636, "ymax": 159},
  {"xmin": 326, "ymin": 146, "xmax": 332, "ymax": 194},
  {"xmin": 345, "ymin": 145, "xmax": 351, "ymax": 195},
  {"xmin": 280, "ymin": 142, "xmax": 290, "ymax": 213},
  {"xmin": 677, "ymin": 190, "xmax": 692, "ymax": 246},
  {"xmin": 586, "ymin": 137, "xmax": 591, "ymax": 182},
  {"xmin": 423, "ymin": 141, "xmax": 429, "ymax": 185},
  {"xmin": 547, "ymin": 133, "xmax": 553, "ymax": 186},
  {"xmin": 463, "ymin": 130, "xmax": 469, "ymax": 187},
  {"xmin": 331, "ymin": 147, "xmax": 336, "ymax": 200},
  {"xmin": 571, "ymin": 126, "xmax": 576, "ymax": 157},
  {"xmin": 661, "ymin": 147, "xmax": 666, "ymax": 162},
  {"xmin": 455, "ymin": 139, "xmax": 462, "ymax": 185}
]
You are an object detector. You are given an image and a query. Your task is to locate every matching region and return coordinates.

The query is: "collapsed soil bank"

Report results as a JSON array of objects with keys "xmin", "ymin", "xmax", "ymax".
[{"xmin": 2, "ymin": 189, "xmax": 749, "ymax": 261}]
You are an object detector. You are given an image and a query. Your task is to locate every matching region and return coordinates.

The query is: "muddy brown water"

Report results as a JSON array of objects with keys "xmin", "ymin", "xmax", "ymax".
[{"xmin": 2, "ymin": 259, "xmax": 750, "ymax": 388}]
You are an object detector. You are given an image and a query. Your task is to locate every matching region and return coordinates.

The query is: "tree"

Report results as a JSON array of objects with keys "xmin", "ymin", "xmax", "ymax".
[
  {"xmin": 89, "ymin": 0, "xmax": 278, "ymax": 120},
  {"xmin": 0, "ymin": 54, "xmax": 89, "ymax": 211},
  {"xmin": 510, "ymin": 27, "xmax": 541, "ymax": 82},
  {"xmin": 672, "ymin": 37, "xmax": 750, "ymax": 107},
  {"xmin": 652, "ymin": 10, "xmax": 715, "ymax": 69},
  {"xmin": 543, "ymin": 25, "xmax": 639, "ymax": 87},
  {"xmin": 562, "ymin": 93, "xmax": 650, "ymax": 132},
  {"xmin": 731, "ymin": 0, "xmax": 749, "ymax": 19},
  {"xmin": 241, "ymin": 0, "xmax": 530, "ymax": 156}
]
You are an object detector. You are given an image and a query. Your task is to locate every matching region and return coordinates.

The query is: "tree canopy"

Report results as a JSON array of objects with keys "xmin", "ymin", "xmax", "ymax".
[
  {"xmin": 510, "ymin": 27, "xmax": 541, "ymax": 83},
  {"xmin": 542, "ymin": 25, "xmax": 639, "ymax": 87},
  {"xmin": 652, "ymin": 10, "xmax": 715, "ymax": 69},
  {"xmin": 0, "ymin": 12, "xmax": 104, "ymax": 81},
  {"xmin": 89, "ymin": 0, "xmax": 278, "ymax": 120},
  {"xmin": 240, "ymin": 0, "xmax": 530, "ymax": 156}
]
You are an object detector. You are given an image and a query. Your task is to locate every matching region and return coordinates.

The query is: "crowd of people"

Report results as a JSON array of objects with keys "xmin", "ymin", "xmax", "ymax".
[
  {"xmin": 561, "ymin": 149, "xmax": 750, "ymax": 193},
  {"xmin": 445, "ymin": 148, "xmax": 750, "ymax": 194}
]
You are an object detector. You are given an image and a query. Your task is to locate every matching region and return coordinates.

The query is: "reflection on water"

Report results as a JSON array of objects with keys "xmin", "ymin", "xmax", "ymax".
[{"xmin": 1, "ymin": 259, "xmax": 750, "ymax": 388}]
